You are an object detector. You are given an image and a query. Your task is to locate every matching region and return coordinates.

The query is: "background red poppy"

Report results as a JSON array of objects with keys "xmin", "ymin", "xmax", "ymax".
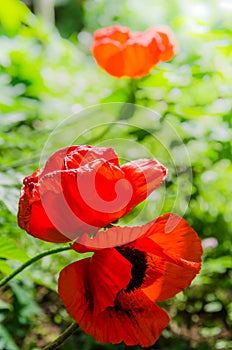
[{"xmin": 92, "ymin": 25, "xmax": 177, "ymax": 78}]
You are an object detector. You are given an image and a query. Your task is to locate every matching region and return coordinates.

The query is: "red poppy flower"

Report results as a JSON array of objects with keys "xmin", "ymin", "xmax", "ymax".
[
  {"xmin": 91, "ymin": 25, "xmax": 177, "ymax": 78},
  {"xmin": 58, "ymin": 213, "xmax": 202, "ymax": 347},
  {"xmin": 18, "ymin": 145, "xmax": 167, "ymax": 243}
]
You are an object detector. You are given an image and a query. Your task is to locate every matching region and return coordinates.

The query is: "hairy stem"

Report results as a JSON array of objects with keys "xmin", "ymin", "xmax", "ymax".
[
  {"xmin": 0, "ymin": 245, "xmax": 72, "ymax": 287},
  {"xmin": 43, "ymin": 322, "xmax": 79, "ymax": 350}
]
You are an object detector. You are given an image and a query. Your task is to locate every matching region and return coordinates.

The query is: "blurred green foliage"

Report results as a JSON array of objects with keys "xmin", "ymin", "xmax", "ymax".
[{"xmin": 0, "ymin": 0, "xmax": 232, "ymax": 349}]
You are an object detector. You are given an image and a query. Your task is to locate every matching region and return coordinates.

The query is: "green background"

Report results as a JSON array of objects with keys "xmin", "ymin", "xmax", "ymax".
[{"xmin": 0, "ymin": 0, "xmax": 231, "ymax": 349}]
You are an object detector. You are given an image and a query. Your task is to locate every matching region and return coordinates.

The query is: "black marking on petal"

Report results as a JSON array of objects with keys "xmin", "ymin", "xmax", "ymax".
[
  {"xmin": 114, "ymin": 298, "xmax": 133, "ymax": 318},
  {"xmin": 116, "ymin": 246, "xmax": 147, "ymax": 292},
  {"xmin": 113, "ymin": 294, "xmax": 144, "ymax": 324},
  {"xmin": 84, "ymin": 277, "xmax": 94, "ymax": 310}
]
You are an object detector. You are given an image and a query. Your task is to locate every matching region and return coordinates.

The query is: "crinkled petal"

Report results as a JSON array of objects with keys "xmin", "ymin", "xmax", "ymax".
[
  {"xmin": 17, "ymin": 169, "xmax": 69, "ymax": 243},
  {"xmin": 38, "ymin": 159, "xmax": 133, "ymax": 241},
  {"xmin": 93, "ymin": 25, "xmax": 130, "ymax": 43},
  {"xmin": 88, "ymin": 249, "xmax": 132, "ymax": 315},
  {"xmin": 131, "ymin": 213, "xmax": 202, "ymax": 302},
  {"xmin": 104, "ymin": 213, "xmax": 202, "ymax": 302},
  {"xmin": 65, "ymin": 145, "xmax": 119, "ymax": 169},
  {"xmin": 141, "ymin": 252, "xmax": 201, "ymax": 302},
  {"xmin": 41, "ymin": 146, "xmax": 77, "ymax": 176},
  {"xmin": 92, "ymin": 295, "xmax": 168, "ymax": 346},
  {"xmin": 123, "ymin": 31, "xmax": 162, "ymax": 77},
  {"xmin": 143, "ymin": 213, "xmax": 203, "ymax": 263},
  {"xmin": 42, "ymin": 145, "xmax": 119, "ymax": 176},
  {"xmin": 58, "ymin": 251, "xmax": 132, "ymax": 317},
  {"xmin": 83, "ymin": 290, "xmax": 169, "ymax": 346},
  {"xmin": 106, "ymin": 289, "xmax": 170, "ymax": 346},
  {"xmin": 121, "ymin": 158, "xmax": 167, "ymax": 211},
  {"xmin": 58, "ymin": 260, "xmax": 169, "ymax": 347},
  {"xmin": 71, "ymin": 221, "xmax": 154, "ymax": 252}
]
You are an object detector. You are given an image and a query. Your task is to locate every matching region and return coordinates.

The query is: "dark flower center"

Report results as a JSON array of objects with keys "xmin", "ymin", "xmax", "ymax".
[{"xmin": 116, "ymin": 246, "xmax": 147, "ymax": 292}]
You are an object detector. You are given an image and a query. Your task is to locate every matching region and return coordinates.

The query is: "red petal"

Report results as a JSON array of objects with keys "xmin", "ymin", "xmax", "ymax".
[
  {"xmin": 88, "ymin": 249, "xmax": 132, "ymax": 315},
  {"xmin": 28, "ymin": 200, "xmax": 70, "ymax": 243},
  {"xmin": 17, "ymin": 169, "xmax": 69, "ymax": 243},
  {"xmin": 58, "ymin": 260, "xmax": 169, "ymax": 347},
  {"xmin": 104, "ymin": 51, "xmax": 125, "ymax": 77},
  {"xmin": 93, "ymin": 25, "xmax": 130, "ymax": 44},
  {"xmin": 121, "ymin": 158, "xmax": 167, "ymax": 211},
  {"xmin": 123, "ymin": 43, "xmax": 152, "ymax": 77},
  {"xmin": 83, "ymin": 290, "xmax": 169, "ymax": 346},
  {"xmin": 123, "ymin": 31, "xmax": 162, "ymax": 77},
  {"xmin": 58, "ymin": 250, "xmax": 132, "ymax": 317},
  {"xmin": 92, "ymin": 25, "xmax": 176, "ymax": 78},
  {"xmin": 132, "ymin": 213, "xmax": 202, "ymax": 301},
  {"xmin": 88, "ymin": 293, "xmax": 169, "ymax": 346},
  {"xmin": 144, "ymin": 213, "xmax": 203, "ymax": 263},
  {"xmin": 108, "ymin": 289, "xmax": 169, "ymax": 346},
  {"xmin": 92, "ymin": 40, "xmax": 124, "ymax": 77},
  {"xmin": 92, "ymin": 28, "xmax": 126, "ymax": 78},
  {"xmin": 149, "ymin": 26, "xmax": 178, "ymax": 62},
  {"xmin": 38, "ymin": 159, "xmax": 133, "ymax": 241},
  {"xmin": 71, "ymin": 221, "xmax": 154, "ymax": 252},
  {"xmin": 58, "ymin": 258, "xmax": 91, "ymax": 321},
  {"xmin": 64, "ymin": 145, "xmax": 119, "ymax": 170},
  {"xmin": 141, "ymin": 253, "xmax": 201, "ymax": 302},
  {"xmin": 41, "ymin": 146, "xmax": 77, "ymax": 176},
  {"xmin": 19, "ymin": 145, "xmax": 121, "ymax": 243},
  {"xmin": 60, "ymin": 159, "xmax": 130, "ymax": 225},
  {"xmin": 42, "ymin": 145, "xmax": 119, "ymax": 176}
]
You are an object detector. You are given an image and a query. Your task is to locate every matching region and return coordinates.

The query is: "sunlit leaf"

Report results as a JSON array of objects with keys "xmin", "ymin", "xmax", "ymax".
[
  {"xmin": 0, "ymin": 237, "xmax": 29, "ymax": 262},
  {"xmin": 0, "ymin": 0, "xmax": 31, "ymax": 35},
  {"xmin": 0, "ymin": 260, "xmax": 13, "ymax": 275}
]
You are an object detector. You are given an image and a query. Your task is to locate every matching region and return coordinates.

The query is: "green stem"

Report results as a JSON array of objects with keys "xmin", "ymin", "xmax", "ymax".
[
  {"xmin": 43, "ymin": 322, "xmax": 79, "ymax": 350},
  {"xmin": 88, "ymin": 78, "xmax": 138, "ymax": 144},
  {"xmin": 0, "ymin": 245, "xmax": 72, "ymax": 288}
]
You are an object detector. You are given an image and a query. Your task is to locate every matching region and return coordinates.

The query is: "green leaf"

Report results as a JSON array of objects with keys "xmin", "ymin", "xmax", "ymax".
[
  {"xmin": 0, "ymin": 325, "xmax": 19, "ymax": 350},
  {"xmin": 0, "ymin": 0, "xmax": 31, "ymax": 35},
  {"xmin": 0, "ymin": 237, "xmax": 29, "ymax": 262},
  {"xmin": 0, "ymin": 299, "xmax": 10, "ymax": 310},
  {"xmin": 10, "ymin": 280, "xmax": 42, "ymax": 322},
  {"xmin": 0, "ymin": 186, "xmax": 19, "ymax": 215},
  {"xmin": 0, "ymin": 260, "xmax": 13, "ymax": 274}
]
